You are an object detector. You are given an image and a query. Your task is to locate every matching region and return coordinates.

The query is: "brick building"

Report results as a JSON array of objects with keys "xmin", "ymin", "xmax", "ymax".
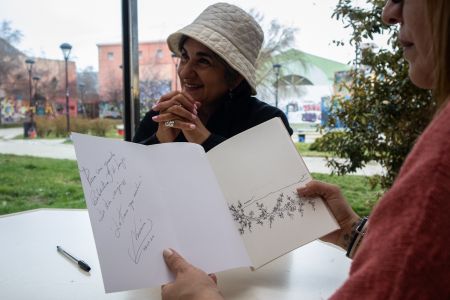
[
  {"xmin": 0, "ymin": 38, "xmax": 78, "ymax": 120},
  {"xmin": 33, "ymin": 57, "xmax": 78, "ymax": 116},
  {"xmin": 97, "ymin": 40, "xmax": 177, "ymax": 105}
]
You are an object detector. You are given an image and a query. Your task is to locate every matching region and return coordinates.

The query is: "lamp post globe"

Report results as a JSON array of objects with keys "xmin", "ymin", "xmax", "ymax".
[{"xmin": 60, "ymin": 43, "xmax": 72, "ymax": 134}]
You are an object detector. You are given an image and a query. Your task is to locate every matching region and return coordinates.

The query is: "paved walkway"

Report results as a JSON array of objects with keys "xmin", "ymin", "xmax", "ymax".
[
  {"xmin": 0, "ymin": 127, "xmax": 384, "ymax": 176},
  {"xmin": 0, "ymin": 127, "xmax": 23, "ymax": 140}
]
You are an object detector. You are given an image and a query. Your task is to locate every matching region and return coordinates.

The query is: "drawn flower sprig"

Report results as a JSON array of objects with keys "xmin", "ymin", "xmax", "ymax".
[{"xmin": 228, "ymin": 192, "xmax": 316, "ymax": 234}]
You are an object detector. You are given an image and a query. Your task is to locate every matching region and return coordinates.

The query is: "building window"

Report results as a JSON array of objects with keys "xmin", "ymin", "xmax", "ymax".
[
  {"xmin": 107, "ymin": 52, "xmax": 114, "ymax": 60},
  {"xmin": 156, "ymin": 49, "xmax": 163, "ymax": 59}
]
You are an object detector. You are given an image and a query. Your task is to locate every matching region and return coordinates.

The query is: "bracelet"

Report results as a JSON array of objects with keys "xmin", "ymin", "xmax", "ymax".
[
  {"xmin": 348, "ymin": 220, "xmax": 368, "ymax": 258},
  {"xmin": 346, "ymin": 216, "xmax": 368, "ymax": 258}
]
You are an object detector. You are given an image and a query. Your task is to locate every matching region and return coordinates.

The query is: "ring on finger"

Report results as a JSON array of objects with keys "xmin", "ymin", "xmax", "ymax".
[{"xmin": 164, "ymin": 120, "xmax": 175, "ymax": 127}]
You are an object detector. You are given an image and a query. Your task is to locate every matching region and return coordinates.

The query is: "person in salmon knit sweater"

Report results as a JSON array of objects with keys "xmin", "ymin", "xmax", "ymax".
[{"xmin": 160, "ymin": 1, "xmax": 450, "ymax": 299}]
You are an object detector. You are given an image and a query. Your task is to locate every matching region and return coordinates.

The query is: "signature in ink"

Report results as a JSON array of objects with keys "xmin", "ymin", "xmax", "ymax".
[{"xmin": 128, "ymin": 218, "xmax": 155, "ymax": 264}]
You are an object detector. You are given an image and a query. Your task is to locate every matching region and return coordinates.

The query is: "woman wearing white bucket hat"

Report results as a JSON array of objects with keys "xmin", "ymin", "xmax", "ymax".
[{"xmin": 133, "ymin": 2, "xmax": 293, "ymax": 151}]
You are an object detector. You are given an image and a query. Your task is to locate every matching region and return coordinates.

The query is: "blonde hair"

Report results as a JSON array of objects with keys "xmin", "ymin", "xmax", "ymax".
[{"xmin": 427, "ymin": 0, "xmax": 450, "ymax": 107}]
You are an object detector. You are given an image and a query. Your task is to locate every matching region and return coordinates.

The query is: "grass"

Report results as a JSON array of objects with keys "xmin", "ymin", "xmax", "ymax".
[
  {"xmin": 313, "ymin": 173, "xmax": 382, "ymax": 216},
  {"xmin": 295, "ymin": 142, "xmax": 332, "ymax": 157},
  {"xmin": 0, "ymin": 154, "xmax": 381, "ymax": 217},
  {"xmin": 0, "ymin": 154, "xmax": 86, "ymax": 215}
]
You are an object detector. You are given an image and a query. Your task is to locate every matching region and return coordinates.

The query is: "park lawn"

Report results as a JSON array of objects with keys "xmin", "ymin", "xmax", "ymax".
[
  {"xmin": 313, "ymin": 173, "xmax": 381, "ymax": 216},
  {"xmin": 0, "ymin": 154, "xmax": 86, "ymax": 215},
  {"xmin": 0, "ymin": 154, "xmax": 381, "ymax": 216},
  {"xmin": 295, "ymin": 142, "xmax": 333, "ymax": 157}
]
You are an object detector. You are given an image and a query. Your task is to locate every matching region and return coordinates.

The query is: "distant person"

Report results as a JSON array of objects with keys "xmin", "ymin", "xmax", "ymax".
[
  {"xmin": 133, "ymin": 3, "xmax": 293, "ymax": 151},
  {"xmin": 160, "ymin": 0, "xmax": 450, "ymax": 299},
  {"xmin": 23, "ymin": 109, "xmax": 36, "ymax": 138}
]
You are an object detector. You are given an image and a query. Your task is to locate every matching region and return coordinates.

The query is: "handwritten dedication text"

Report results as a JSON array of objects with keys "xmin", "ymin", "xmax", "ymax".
[{"xmin": 80, "ymin": 152, "xmax": 155, "ymax": 264}]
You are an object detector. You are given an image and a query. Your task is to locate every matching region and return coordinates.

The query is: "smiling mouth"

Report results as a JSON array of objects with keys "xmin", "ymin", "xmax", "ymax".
[{"xmin": 184, "ymin": 83, "xmax": 203, "ymax": 89}]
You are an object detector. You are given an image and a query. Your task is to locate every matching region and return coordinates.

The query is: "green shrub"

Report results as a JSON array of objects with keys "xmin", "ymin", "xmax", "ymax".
[
  {"xmin": 53, "ymin": 116, "xmax": 68, "ymax": 137},
  {"xmin": 35, "ymin": 117, "xmax": 53, "ymax": 138},
  {"xmin": 71, "ymin": 118, "xmax": 90, "ymax": 134},
  {"xmin": 90, "ymin": 118, "xmax": 113, "ymax": 137},
  {"xmin": 20, "ymin": 116, "xmax": 119, "ymax": 138},
  {"xmin": 310, "ymin": 131, "xmax": 345, "ymax": 152}
]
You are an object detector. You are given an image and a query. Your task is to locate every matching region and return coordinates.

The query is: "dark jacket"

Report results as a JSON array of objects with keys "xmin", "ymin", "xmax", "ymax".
[{"xmin": 133, "ymin": 93, "xmax": 293, "ymax": 152}]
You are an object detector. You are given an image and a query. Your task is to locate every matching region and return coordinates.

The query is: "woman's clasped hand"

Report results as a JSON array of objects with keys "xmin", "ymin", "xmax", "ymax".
[{"xmin": 151, "ymin": 91, "xmax": 211, "ymax": 145}]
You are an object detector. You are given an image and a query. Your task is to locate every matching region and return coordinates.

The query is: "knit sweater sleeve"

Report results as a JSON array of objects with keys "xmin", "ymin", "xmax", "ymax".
[{"xmin": 330, "ymin": 102, "xmax": 450, "ymax": 299}]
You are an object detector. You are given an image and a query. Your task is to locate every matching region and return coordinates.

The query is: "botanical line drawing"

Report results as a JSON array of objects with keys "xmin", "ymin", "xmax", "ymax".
[{"xmin": 229, "ymin": 191, "xmax": 316, "ymax": 234}]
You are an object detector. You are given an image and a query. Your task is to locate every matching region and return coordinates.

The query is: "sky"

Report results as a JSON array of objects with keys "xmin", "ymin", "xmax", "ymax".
[{"xmin": 0, "ymin": 0, "xmax": 367, "ymax": 71}]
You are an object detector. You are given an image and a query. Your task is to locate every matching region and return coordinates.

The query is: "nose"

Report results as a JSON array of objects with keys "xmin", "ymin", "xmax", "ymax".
[
  {"xmin": 178, "ymin": 59, "xmax": 195, "ymax": 81},
  {"xmin": 382, "ymin": 0, "xmax": 403, "ymax": 25}
]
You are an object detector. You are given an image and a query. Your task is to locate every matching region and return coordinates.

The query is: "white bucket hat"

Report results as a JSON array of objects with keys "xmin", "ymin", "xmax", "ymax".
[{"xmin": 167, "ymin": 2, "xmax": 264, "ymax": 95}]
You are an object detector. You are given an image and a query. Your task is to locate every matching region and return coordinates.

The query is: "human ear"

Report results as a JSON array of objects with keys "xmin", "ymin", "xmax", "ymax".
[{"xmin": 230, "ymin": 75, "xmax": 244, "ymax": 90}]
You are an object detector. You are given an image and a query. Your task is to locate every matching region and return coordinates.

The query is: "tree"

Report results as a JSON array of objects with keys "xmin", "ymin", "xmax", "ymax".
[
  {"xmin": 317, "ymin": 0, "xmax": 434, "ymax": 189},
  {"xmin": 249, "ymin": 10, "xmax": 299, "ymax": 102},
  {"xmin": 77, "ymin": 66, "xmax": 99, "ymax": 117},
  {"xmin": 102, "ymin": 71, "xmax": 124, "ymax": 117},
  {"xmin": 0, "ymin": 20, "xmax": 23, "ymax": 45},
  {"xmin": 0, "ymin": 21, "xmax": 26, "ymax": 125},
  {"xmin": 77, "ymin": 66, "xmax": 97, "ymax": 95},
  {"xmin": 0, "ymin": 21, "xmax": 24, "ymax": 90}
]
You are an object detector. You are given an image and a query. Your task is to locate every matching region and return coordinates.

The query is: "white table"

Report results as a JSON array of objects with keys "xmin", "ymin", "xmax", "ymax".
[{"xmin": 0, "ymin": 209, "xmax": 350, "ymax": 300}]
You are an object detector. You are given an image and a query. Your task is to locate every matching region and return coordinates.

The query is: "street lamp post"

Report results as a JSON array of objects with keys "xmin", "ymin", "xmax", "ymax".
[
  {"xmin": 32, "ymin": 76, "xmax": 40, "ymax": 110},
  {"xmin": 25, "ymin": 58, "xmax": 35, "ymax": 108},
  {"xmin": 171, "ymin": 53, "xmax": 179, "ymax": 91},
  {"xmin": 273, "ymin": 63, "xmax": 282, "ymax": 108},
  {"xmin": 60, "ymin": 43, "xmax": 72, "ymax": 134}
]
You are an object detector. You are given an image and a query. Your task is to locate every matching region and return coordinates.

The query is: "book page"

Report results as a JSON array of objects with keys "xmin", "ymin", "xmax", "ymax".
[
  {"xmin": 207, "ymin": 118, "xmax": 339, "ymax": 268},
  {"xmin": 72, "ymin": 134, "xmax": 250, "ymax": 292}
]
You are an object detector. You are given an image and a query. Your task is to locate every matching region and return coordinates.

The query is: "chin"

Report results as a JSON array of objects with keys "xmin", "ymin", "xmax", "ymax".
[{"xmin": 408, "ymin": 66, "xmax": 434, "ymax": 90}]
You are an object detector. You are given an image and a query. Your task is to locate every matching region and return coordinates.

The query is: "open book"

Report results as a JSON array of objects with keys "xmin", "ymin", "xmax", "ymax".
[{"xmin": 72, "ymin": 117, "xmax": 339, "ymax": 293}]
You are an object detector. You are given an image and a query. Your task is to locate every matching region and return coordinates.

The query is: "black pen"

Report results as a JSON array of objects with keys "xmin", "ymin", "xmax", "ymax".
[{"xmin": 56, "ymin": 246, "xmax": 91, "ymax": 272}]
